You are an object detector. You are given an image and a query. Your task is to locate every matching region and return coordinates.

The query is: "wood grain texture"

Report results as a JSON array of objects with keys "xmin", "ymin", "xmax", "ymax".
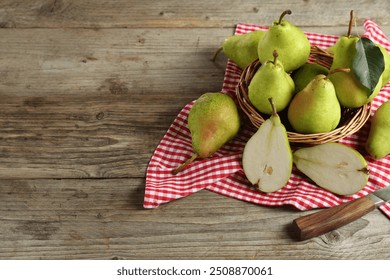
[
  {"xmin": 0, "ymin": 94, "xmax": 168, "ymax": 178},
  {"xmin": 0, "ymin": 0, "xmax": 390, "ymax": 259},
  {"xmin": 0, "ymin": 28, "xmax": 228, "ymax": 97},
  {"xmin": 1, "ymin": 179, "xmax": 390, "ymax": 259},
  {"xmin": 0, "ymin": 0, "xmax": 389, "ymax": 28},
  {"xmin": 0, "ymin": 28, "xmax": 229, "ymax": 179}
]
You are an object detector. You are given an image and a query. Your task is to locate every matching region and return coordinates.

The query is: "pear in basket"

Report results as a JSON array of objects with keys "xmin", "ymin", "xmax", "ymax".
[
  {"xmin": 291, "ymin": 62, "xmax": 329, "ymax": 94},
  {"xmin": 287, "ymin": 69, "xmax": 347, "ymax": 134},
  {"xmin": 212, "ymin": 30, "xmax": 266, "ymax": 69},
  {"xmin": 172, "ymin": 92, "xmax": 241, "ymax": 175},
  {"xmin": 248, "ymin": 50, "xmax": 295, "ymax": 114},
  {"xmin": 257, "ymin": 10, "xmax": 311, "ymax": 73}
]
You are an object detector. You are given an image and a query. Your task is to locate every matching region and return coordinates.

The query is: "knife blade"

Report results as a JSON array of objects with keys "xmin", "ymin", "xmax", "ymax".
[{"xmin": 292, "ymin": 185, "xmax": 390, "ymax": 241}]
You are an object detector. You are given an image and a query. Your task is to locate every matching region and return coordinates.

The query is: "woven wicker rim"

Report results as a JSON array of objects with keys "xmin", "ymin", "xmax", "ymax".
[{"xmin": 235, "ymin": 46, "xmax": 372, "ymax": 145}]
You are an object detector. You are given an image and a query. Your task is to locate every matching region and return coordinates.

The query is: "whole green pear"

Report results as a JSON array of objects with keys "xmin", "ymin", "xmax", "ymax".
[
  {"xmin": 327, "ymin": 44, "xmax": 336, "ymax": 54},
  {"xmin": 248, "ymin": 51, "xmax": 295, "ymax": 114},
  {"xmin": 291, "ymin": 62, "xmax": 329, "ymax": 93},
  {"xmin": 365, "ymin": 100, "xmax": 390, "ymax": 159},
  {"xmin": 172, "ymin": 92, "xmax": 241, "ymax": 174},
  {"xmin": 257, "ymin": 10, "xmax": 311, "ymax": 73},
  {"xmin": 287, "ymin": 72, "xmax": 341, "ymax": 134},
  {"xmin": 329, "ymin": 35, "xmax": 383, "ymax": 108},
  {"xmin": 221, "ymin": 30, "xmax": 266, "ymax": 69},
  {"xmin": 378, "ymin": 45, "xmax": 390, "ymax": 87}
]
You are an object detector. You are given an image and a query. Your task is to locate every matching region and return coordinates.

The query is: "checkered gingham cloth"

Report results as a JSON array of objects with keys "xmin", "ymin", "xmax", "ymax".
[{"xmin": 144, "ymin": 19, "xmax": 390, "ymax": 218}]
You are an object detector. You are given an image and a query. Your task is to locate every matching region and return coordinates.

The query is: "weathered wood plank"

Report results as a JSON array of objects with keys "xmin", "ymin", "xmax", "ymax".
[
  {"xmin": 0, "ymin": 28, "xmax": 229, "ymax": 179},
  {"xmin": 0, "ymin": 93, "xmax": 179, "ymax": 179},
  {"xmin": 1, "ymin": 178, "xmax": 389, "ymax": 259},
  {"xmin": 0, "ymin": 0, "xmax": 389, "ymax": 29},
  {"xmin": 0, "ymin": 28, "xmax": 229, "ymax": 97}
]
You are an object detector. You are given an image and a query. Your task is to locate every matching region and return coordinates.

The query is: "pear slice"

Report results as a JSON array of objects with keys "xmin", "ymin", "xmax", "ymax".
[
  {"xmin": 242, "ymin": 98, "xmax": 292, "ymax": 192},
  {"xmin": 293, "ymin": 143, "xmax": 369, "ymax": 195}
]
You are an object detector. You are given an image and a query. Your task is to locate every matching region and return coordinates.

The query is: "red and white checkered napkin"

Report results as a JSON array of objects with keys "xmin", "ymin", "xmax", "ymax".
[{"xmin": 144, "ymin": 19, "xmax": 390, "ymax": 218}]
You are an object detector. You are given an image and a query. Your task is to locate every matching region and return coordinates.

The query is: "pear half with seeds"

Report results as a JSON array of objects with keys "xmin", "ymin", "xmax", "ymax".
[
  {"xmin": 293, "ymin": 143, "xmax": 369, "ymax": 196},
  {"xmin": 242, "ymin": 98, "xmax": 293, "ymax": 192}
]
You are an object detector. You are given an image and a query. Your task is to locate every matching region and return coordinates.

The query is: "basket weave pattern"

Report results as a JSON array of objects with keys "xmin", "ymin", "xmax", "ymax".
[{"xmin": 236, "ymin": 46, "xmax": 372, "ymax": 145}]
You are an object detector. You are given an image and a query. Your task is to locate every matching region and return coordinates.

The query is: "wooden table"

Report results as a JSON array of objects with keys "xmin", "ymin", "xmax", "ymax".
[{"xmin": 1, "ymin": 0, "xmax": 390, "ymax": 260}]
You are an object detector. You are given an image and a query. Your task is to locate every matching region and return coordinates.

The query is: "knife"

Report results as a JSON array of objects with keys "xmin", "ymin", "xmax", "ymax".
[{"xmin": 292, "ymin": 185, "xmax": 390, "ymax": 241}]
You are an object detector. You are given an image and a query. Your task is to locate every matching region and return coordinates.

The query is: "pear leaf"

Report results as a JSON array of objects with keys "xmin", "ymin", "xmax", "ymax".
[{"xmin": 352, "ymin": 37, "xmax": 385, "ymax": 95}]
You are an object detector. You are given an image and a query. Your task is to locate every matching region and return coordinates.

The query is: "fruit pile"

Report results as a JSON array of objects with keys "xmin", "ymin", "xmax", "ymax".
[{"xmin": 172, "ymin": 10, "xmax": 390, "ymax": 197}]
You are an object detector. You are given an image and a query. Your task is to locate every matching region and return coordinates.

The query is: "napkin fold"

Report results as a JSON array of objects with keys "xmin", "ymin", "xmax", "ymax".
[{"xmin": 144, "ymin": 19, "xmax": 390, "ymax": 218}]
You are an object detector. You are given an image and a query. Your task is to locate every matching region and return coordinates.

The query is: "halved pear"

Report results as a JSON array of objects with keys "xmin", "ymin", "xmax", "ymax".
[
  {"xmin": 293, "ymin": 143, "xmax": 369, "ymax": 195},
  {"xmin": 242, "ymin": 98, "xmax": 293, "ymax": 192}
]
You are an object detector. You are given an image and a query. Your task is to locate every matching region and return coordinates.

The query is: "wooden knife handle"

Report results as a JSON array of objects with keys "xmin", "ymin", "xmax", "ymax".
[{"xmin": 292, "ymin": 196, "xmax": 375, "ymax": 241}]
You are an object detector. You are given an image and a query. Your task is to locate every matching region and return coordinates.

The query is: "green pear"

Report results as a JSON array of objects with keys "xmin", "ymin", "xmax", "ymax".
[
  {"xmin": 214, "ymin": 30, "xmax": 266, "ymax": 69},
  {"xmin": 378, "ymin": 45, "xmax": 390, "ymax": 87},
  {"xmin": 172, "ymin": 92, "xmax": 241, "ymax": 174},
  {"xmin": 291, "ymin": 63, "xmax": 329, "ymax": 94},
  {"xmin": 287, "ymin": 70, "xmax": 343, "ymax": 134},
  {"xmin": 242, "ymin": 98, "xmax": 292, "ymax": 193},
  {"xmin": 365, "ymin": 100, "xmax": 390, "ymax": 159},
  {"xmin": 293, "ymin": 143, "xmax": 369, "ymax": 195},
  {"xmin": 329, "ymin": 35, "xmax": 383, "ymax": 108},
  {"xmin": 327, "ymin": 44, "xmax": 336, "ymax": 54},
  {"xmin": 257, "ymin": 10, "xmax": 311, "ymax": 73},
  {"xmin": 248, "ymin": 50, "xmax": 295, "ymax": 114}
]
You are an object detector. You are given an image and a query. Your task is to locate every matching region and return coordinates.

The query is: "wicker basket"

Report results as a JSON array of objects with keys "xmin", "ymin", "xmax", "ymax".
[{"xmin": 236, "ymin": 46, "xmax": 372, "ymax": 145}]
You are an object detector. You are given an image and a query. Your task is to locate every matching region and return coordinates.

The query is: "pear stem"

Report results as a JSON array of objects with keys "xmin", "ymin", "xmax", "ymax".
[
  {"xmin": 172, "ymin": 153, "xmax": 198, "ymax": 175},
  {"xmin": 326, "ymin": 68, "xmax": 351, "ymax": 79},
  {"xmin": 268, "ymin": 97, "xmax": 277, "ymax": 116},
  {"xmin": 211, "ymin": 47, "xmax": 223, "ymax": 62},
  {"xmin": 278, "ymin": 10, "xmax": 292, "ymax": 25},
  {"xmin": 347, "ymin": 10, "xmax": 355, "ymax": 37},
  {"xmin": 273, "ymin": 50, "xmax": 278, "ymax": 64}
]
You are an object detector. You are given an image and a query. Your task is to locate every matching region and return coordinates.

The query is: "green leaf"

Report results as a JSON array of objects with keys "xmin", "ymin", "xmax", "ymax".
[{"xmin": 352, "ymin": 37, "xmax": 385, "ymax": 95}]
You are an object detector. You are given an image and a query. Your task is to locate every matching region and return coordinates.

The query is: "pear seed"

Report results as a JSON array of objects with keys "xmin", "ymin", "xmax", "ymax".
[{"xmin": 337, "ymin": 161, "xmax": 349, "ymax": 168}]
